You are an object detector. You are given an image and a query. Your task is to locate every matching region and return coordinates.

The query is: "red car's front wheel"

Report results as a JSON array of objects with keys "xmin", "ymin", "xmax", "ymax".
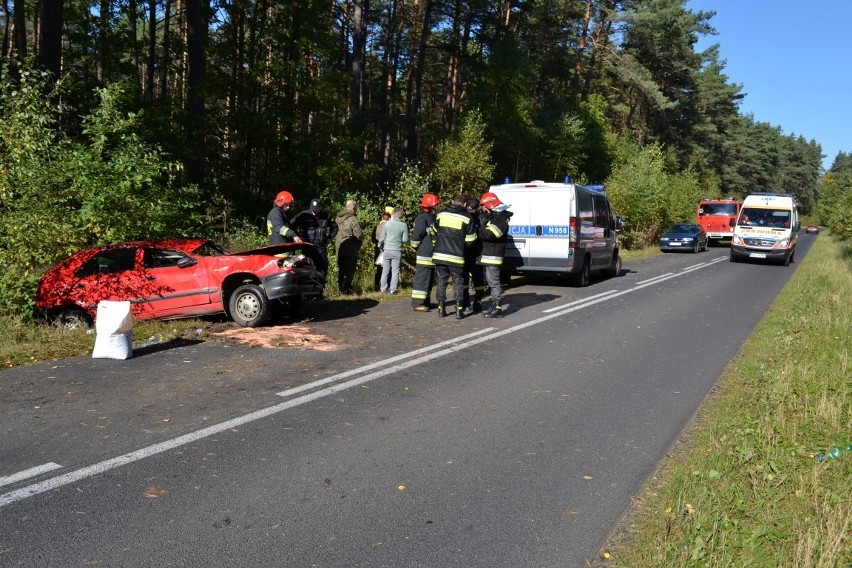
[{"xmin": 229, "ymin": 284, "xmax": 271, "ymax": 327}]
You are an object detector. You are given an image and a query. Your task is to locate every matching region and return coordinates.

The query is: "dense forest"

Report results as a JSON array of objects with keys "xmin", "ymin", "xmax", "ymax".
[{"xmin": 1, "ymin": 0, "xmax": 849, "ymax": 316}]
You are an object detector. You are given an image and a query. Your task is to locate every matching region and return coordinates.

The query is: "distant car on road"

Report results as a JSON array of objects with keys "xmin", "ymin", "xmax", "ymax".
[
  {"xmin": 659, "ymin": 223, "xmax": 708, "ymax": 253},
  {"xmin": 805, "ymin": 225, "xmax": 820, "ymax": 234},
  {"xmin": 35, "ymin": 239, "xmax": 326, "ymax": 328}
]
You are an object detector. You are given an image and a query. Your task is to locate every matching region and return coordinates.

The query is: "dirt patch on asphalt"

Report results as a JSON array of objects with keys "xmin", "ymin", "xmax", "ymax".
[{"xmin": 213, "ymin": 324, "xmax": 345, "ymax": 351}]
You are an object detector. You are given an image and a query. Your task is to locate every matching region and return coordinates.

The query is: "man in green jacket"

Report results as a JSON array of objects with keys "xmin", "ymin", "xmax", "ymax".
[{"xmin": 334, "ymin": 200, "xmax": 363, "ymax": 294}]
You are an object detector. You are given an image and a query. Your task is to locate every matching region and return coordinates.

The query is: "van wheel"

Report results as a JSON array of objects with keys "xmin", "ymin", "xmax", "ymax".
[
  {"xmin": 602, "ymin": 254, "xmax": 621, "ymax": 278},
  {"xmin": 783, "ymin": 250, "xmax": 793, "ymax": 266},
  {"xmin": 574, "ymin": 258, "xmax": 591, "ymax": 287}
]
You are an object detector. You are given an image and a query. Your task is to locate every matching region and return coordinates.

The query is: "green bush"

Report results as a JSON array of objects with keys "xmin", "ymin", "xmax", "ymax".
[
  {"xmin": 0, "ymin": 65, "xmax": 203, "ymax": 320},
  {"xmin": 605, "ymin": 142, "xmax": 714, "ymax": 248}
]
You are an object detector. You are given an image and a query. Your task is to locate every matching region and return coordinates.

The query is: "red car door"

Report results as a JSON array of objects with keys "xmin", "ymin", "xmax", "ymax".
[{"xmin": 135, "ymin": 246, "xmax": 213, "ymax": 318}]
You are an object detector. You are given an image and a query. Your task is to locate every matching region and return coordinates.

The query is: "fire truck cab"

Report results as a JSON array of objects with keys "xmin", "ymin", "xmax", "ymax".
[{"xmin": 696, "ymin": 197, "xmax": 740, "ymax": 243}]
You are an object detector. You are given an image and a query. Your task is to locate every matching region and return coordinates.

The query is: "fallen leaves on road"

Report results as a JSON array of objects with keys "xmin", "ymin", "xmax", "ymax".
[
  {"xmin": 145, "ymin": 486, "xmax": 168, "ymax": 498},
  {"xmin": 214, "ymin": 325, "xmax": 344, "ymax": 351}
]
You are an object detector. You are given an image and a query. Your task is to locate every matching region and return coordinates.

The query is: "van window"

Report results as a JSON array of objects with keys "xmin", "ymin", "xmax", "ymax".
[
  {"xmin": 578, "ymin": 191, "xmax": 594, "ymax": 227},
  {"xmin": 593, "ymin": 194, "xmax": 610, "ymax": 228}
]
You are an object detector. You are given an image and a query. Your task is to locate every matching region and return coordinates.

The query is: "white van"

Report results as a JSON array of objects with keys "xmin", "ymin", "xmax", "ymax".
[
  {"xmin": 730, "ymin": 192, "xmax": 799, "ymax": 265},
  {"xmin": 489, "ymin": 180, "xmax": 623, "ymax": 286}
]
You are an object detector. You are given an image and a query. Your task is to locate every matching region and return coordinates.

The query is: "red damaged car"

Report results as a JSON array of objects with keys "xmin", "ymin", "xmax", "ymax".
[{"xmin": 34, "ymin": 239, "xmax": 326, "ymax": 328}]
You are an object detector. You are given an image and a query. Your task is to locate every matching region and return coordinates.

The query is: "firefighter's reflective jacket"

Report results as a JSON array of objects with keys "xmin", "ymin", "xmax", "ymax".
[
  {"xmin": 430, "ymin": 204, "xmax": 477, "ymax": 266},
  {"xmin": 410, "ymin": 211, "xmax": 436, "ymax": 266},
  {"xmin": 477, "ymin": 210, "xmax": 513, "ymax": 266}
]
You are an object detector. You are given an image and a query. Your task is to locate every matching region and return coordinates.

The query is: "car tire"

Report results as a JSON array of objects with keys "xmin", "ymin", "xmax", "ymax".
[
  {"xmin": 602, "ymin": 254, "xmax": 622, "ymax": 278},
  {"xmin": 729, "ymin": 253, "xmax": 738, "ymax": 263},
  {"xmin": 229, "ymin": 284, "xmax": 271, "ymax": 327},
  {"xmin": 693, "ymin": 241, "xmax": 699, "ymax": 253},
  {"xmin": 574, "ymin": 257, "xmax": 591, "ymax": 287},
  {"xmin": 54, "ymin": 308, "xmax": 93, "ymax": 330},
  {"xmin": 783, "ymin": 250, "xmax": 793, "ymax": 266}
]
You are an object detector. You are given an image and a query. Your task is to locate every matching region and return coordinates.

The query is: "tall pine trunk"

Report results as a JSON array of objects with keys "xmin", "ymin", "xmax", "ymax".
[
  {"xmin": 12, "ymin": 0, "xmax": 26, "ymax": 57},
  {"xmin": 185, "ymin": 0, "xmax": 207, "ymax": 185},
  {"xmin": 146, "ymin": 0, "xmax": 156, "ymax": 98},
  {"xmin": 404, "ymin": 0, "xmax": 432, "ymax": 161},
  {"xmin": 38, "ymin": 0, "xmax": 63, "ymax": 80}
]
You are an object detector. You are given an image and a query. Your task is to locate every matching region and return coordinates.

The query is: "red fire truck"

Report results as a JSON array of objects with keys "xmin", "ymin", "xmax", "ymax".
[{"xmin": 696, "ymin": 197, "xmax": 740, "ymax": 244}]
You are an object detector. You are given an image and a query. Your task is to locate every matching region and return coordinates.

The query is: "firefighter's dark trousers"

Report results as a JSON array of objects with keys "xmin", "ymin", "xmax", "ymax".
[
  {"xmin": 411, "ymin": 262, "xmax": 435, "ymax": 307},
  {"xmin": 435, "ymin": 263, "xmax": 465, "ymax": 304}
]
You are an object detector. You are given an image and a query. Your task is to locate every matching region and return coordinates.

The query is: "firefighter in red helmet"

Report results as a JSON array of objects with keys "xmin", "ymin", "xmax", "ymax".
[
  {"xmin": 477, "ymin": 192, "xmax": 512, "ymax": 317},
  {"xmin": 267, "ymin": 191, "xmax": 302, "ymax": 245},
  {"xmin": 409, "ymin": 194, "xmax": 440, "ymax": 311}
]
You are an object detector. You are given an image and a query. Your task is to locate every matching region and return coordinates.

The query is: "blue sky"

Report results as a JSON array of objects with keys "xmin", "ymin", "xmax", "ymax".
[{"xmin": 686, "ymin": 1, "xmax": 851, "ymax": 171}]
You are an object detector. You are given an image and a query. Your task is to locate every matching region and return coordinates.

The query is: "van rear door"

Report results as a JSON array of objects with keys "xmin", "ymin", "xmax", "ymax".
[
  {"xmin": 526, "ymin": 187, "xmax": 573, "ymax": 270},
  {"xmin": 499, "ymin": 186, "xmax": 532, "ymax": 269}
]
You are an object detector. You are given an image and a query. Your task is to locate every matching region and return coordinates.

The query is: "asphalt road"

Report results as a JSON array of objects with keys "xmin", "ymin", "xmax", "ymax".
[{"xmin": 0, "ymin": 235, "xmax": 817, "ymax": 567}]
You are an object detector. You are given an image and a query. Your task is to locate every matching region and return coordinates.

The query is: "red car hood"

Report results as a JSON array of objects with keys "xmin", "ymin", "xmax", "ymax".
[{"xmin": 230, "ymin": 243, "xmax": 318, "ymax": 256}]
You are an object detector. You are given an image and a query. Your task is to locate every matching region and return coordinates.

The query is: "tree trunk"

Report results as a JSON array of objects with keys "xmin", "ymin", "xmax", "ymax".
[
  {"xmin": 404, "ymin": 0, "xmax": 433, "ymax": 161},
  {"xmin": 581, "ymin": 1, "xmax": 614, "ymax": 101},
  {"xmin": 38, "ymin": 0, "xmax": 63, "ymax": 80},
  {"xmin": 161, "ymin": 0, "xmax": 171, "ymax": 98},
  {"xmin": 2, "ymin": 0, "xmax": 11, "ymax": 59},
  {"xmin": 443, "ymin": 0, "xmax": 462, "ymax": 133},
  {"xmin": 377, "ymin": 0, "xmax": 399, "ymax": 168},
  {"xmin": 12, "ymin": 0, "xmax": 25, "ymax": 57},
  {"xmin": 146, "ymin": 0, "xmax": 156, "ymax": 98},
  {"xmin": 96, "ymin": 0, "xmax": 109, "ymax": 81},
  {"xmin": 350, "ymin": 0, "xmax": 367, "ymax": 144},
  {"xmin": 129, "ymin": 0, "xmax": 139, "ymax": 85},
  {"xmin": 573, "ymin": 0, "xmax": 592, "ymax": 90},
  {"xmin": 185, "ymin": 0, "xmax": 207, "ymax": 185}
]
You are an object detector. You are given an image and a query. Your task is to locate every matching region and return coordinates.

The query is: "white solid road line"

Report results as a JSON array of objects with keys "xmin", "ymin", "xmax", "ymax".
[
  {"xmin": 276, "ymin": 327, "xmax": 496, "ymax": 398},
  {"xmin": 0, "ymin": 258, "xmax": 726, "ymax": 509},
  {"xmin": 0, "ymin": 462, "xmax": 62, "ymax": 488},
  {"xmin": 542, "ymin": 289, "xmax": 620, "ymax": 313},
  {"xmin": 636, "ymin": 273, "xmax": 673, "ymax": 285}
]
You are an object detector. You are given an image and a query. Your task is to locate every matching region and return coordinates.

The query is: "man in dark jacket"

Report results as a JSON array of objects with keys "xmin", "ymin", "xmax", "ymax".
[
  {"xmin": 267, "ymin": 191, "xmax": 303, "ymax": 245},
  {"xmin": 431, "ymin": 194, "xmax": 478, "ymax": 319},
  {"xmin": 409, "ymin": 194, "xmax": 439, "ymax": 311},
  {"xmin": 291, "ymin": 198, "xmax": 338, "ymax": 264},
  {"xmin": 477, "ymin": 192, "xmax": 513, "ymax": 318},
  {"xmin": 463, "ymin": 197, "xmax": 485, "ymax": 314}
]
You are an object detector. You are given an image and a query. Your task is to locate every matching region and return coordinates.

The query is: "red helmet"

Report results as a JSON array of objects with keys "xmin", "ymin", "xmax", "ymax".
[
  {"xmin": 274, "ymin": 190, "xmax": 295, "ymax": 207},
  {"xmin": 419, "ymin": 193, "xmax": 440, "ymax": 208},
  {"xmin": 479, "ymin": 192, "xmax": 503, "ymax": 210}
]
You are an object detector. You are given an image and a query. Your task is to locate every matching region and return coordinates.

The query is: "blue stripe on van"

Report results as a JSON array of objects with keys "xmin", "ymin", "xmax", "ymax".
[{"xmin": 509, "ymin": 225, "xmax": 571, "ymax": 237}]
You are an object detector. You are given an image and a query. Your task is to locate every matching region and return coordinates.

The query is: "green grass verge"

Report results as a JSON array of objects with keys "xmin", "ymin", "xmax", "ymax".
[{"xmin": 599, "ymin": 234, "xmax": 851, "ymax": 566}]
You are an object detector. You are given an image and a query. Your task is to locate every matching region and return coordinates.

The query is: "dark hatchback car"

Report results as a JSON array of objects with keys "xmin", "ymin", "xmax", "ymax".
[
  {"xmin": 35, "ymin": 239, "xmax": 326, "ymax": 328},
  {"xmin": 659, "ymin": 223, "xmax": 708, "ymax": 253}
]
